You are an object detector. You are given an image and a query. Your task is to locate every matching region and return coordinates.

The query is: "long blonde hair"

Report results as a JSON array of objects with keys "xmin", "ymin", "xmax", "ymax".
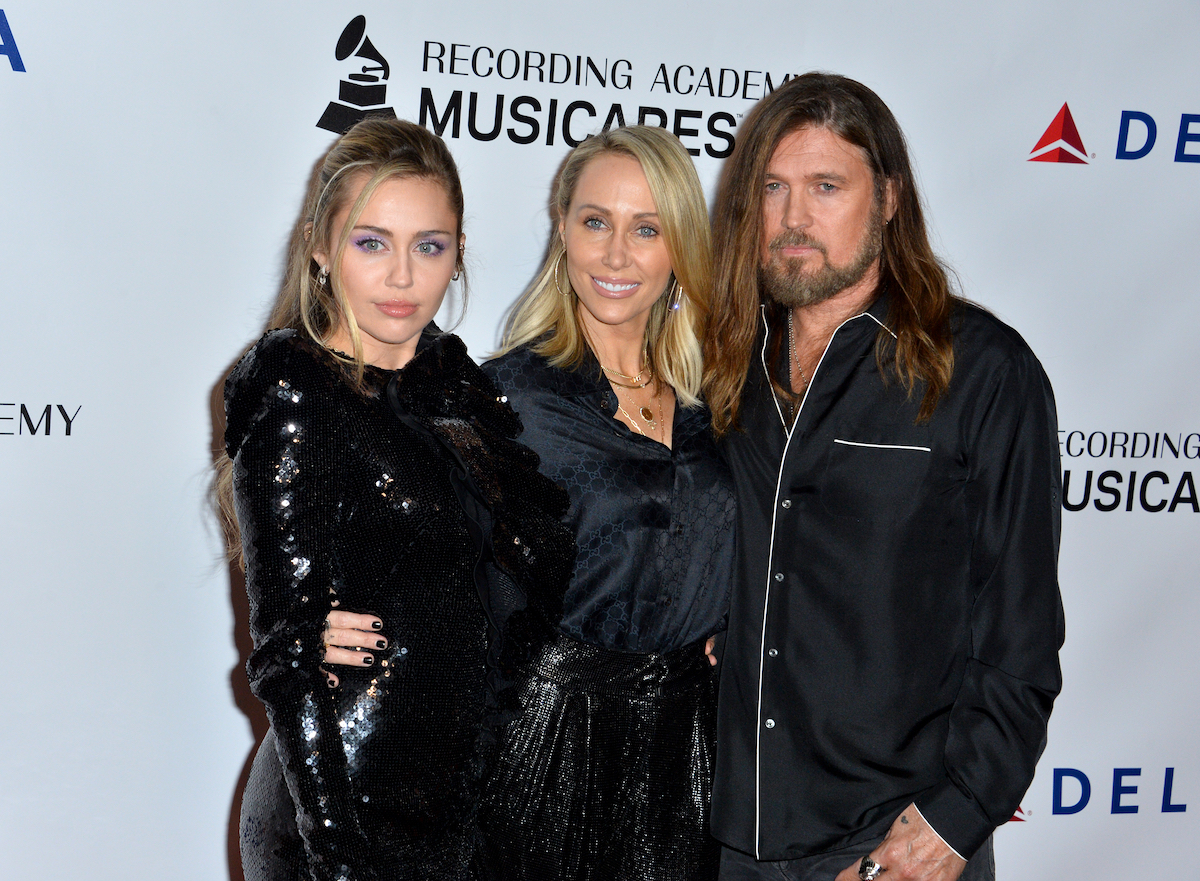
[
  {"xmin": 499, "ymin": 126, "xmax": 711, "ymax": 407},
  {"xmin": 216, "ymin": 117, "xmax": 467, "ymax": 560},
  {"xmin": 273, "ymin": 116, "xmax": 467, "ymax": 385}
]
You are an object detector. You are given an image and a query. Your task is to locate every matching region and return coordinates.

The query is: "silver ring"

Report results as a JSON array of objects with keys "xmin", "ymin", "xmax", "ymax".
[{"xmin": 858, "ymin": 856, "xmax": 885, "ymax": 881}]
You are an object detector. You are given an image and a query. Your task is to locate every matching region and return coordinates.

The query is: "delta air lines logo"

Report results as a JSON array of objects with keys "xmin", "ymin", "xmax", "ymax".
[
  {"xmin": 1029, "ymin": 102, "xmax": 1200, "ymax": 164},
  {"xmin": 1029, "ymin": 103, "xmax": 1088, "ymax": 164},
  {"xmin": 0, "ymin": 8, "xmax": 26, "ymax": 72}
]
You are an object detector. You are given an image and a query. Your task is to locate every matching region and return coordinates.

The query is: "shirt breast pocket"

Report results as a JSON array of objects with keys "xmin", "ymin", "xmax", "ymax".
[{"xmin": 817, "ymin": 438, "xmax": 933, "ymax": 523}]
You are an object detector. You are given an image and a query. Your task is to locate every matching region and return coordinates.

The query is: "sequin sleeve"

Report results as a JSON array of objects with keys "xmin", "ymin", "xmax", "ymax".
[{"xmin": 225, "ymin": 331, "xmax": 381, "ymax": 881}]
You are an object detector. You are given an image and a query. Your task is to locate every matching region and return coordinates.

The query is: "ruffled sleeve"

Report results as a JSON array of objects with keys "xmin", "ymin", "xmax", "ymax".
[{"xmin": 384, "ymin": 333, "xmax": 575, "ymax": 716}]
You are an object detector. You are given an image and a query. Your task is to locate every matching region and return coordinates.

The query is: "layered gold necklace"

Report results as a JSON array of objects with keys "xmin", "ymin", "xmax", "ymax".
[{"xmin": 602, "ymin": 362, "xmax": 662, "ymax": 440}]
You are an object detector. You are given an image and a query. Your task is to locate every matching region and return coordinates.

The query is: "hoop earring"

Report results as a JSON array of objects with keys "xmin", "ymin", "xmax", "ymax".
[
  {"xmin": 667, "ymin": 280, "xmax": 685, "ymax": 313},
  {"xmin": 553, "ymin": 251, "xmax": 572, "ymax": 298},
  {"xmin": 451, "ymin": 268, "xmax": 461, "ymax": 281},
  {"xmin": 316, "ymin": 266, "xmax": 329, "ymax": 287}
]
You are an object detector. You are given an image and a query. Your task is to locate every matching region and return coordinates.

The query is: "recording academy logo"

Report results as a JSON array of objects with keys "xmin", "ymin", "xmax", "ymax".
[
  {"xmin": 0, "ymin": 403, "xmax": 81, "ymax": 436},
  {"xmin": 0, "ymin": 9, "xmax": 26, "ymax": 72},
  {"xmin": 1059, "ymin": 430, "xmax": 1198, "ymax": 513},
  {"xmin": 317, "ymin": 16, "xmax": 397, "ymax": 134},
  {"xmin": 1029, "ymin": 103, "xmax": 1088, "ymax": 164},
  {"xmin": 414, "ymin": 39, "xmax": 800, "ymax": 157}
]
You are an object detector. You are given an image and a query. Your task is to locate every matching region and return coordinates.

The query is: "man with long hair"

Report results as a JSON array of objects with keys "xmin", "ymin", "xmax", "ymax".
[{"xmin": 704, "ymin": 73, "xmax": 1064, "ymax": 881}]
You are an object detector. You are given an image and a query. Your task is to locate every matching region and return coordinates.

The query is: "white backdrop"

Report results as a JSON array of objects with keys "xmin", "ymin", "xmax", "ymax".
[{"xmin": 1, "ymin": 2, "xmax": 1196, "ymax": 878}]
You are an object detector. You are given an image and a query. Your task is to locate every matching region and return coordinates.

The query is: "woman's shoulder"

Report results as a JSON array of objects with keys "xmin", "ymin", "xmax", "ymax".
[
  {"xmin": 482, "ymin": 345, "xmax": 562, "ymax": 394},
  {"xmin": 389, "ymin": 331, "xmax": 523, "ymax": 437},
  {"xmin": 227, "ymin": 329, "xmax": 331, "ymax": 391},
  {"xmin": 224, "ymin": 329, "xmax": 339, "ymax": 456}
]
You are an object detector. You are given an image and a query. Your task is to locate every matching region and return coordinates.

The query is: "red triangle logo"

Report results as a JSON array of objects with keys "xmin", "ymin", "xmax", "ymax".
[
  {"xmin": 1011, "ymin": 806, "xmax": 1028, "ymax": 823},
  {"xmin": 1030, "ymin": 146, "xmax": 1087, "ymax": 164},
  {"xmin": 1029, "ymin": 103, "xmax": 1088, "ymax": 163}
]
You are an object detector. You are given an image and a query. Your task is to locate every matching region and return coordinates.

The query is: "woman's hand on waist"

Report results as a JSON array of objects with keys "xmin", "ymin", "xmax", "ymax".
[{"xmin": 321, "ymin": 610, "xmax": 386, "ymax": 687}]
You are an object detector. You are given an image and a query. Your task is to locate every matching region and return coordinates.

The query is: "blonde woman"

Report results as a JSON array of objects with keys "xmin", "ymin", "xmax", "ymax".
[{"xmin": 221, "ymin": 117, "xmax": 573, "ymax": 881}]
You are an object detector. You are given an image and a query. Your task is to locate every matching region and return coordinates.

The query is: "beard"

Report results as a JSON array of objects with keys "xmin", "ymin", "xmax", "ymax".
[{"xmin": 759, "ymin": 200, "xmax": 885, "ymax": 308}]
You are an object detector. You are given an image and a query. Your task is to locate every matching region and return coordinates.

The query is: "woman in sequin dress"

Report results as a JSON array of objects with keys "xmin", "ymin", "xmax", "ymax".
[
  {"xmin": 217, "ymin": 117, "xmax": 573, "ymax": 881},
  {"xmin": 325, "ymin": 126, "xmax": 735, "ymax": 881}
]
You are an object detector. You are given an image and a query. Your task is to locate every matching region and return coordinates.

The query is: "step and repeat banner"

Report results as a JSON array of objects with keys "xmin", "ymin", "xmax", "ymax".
[{"xmin": 1, "ymin": 2, "xmax": 1196, "ymax": 878}]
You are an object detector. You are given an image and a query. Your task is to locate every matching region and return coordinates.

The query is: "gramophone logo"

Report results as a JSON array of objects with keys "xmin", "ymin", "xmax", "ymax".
[{"xmin": 317, "ymin": 16, "xmax": 397, "ymax": 134}]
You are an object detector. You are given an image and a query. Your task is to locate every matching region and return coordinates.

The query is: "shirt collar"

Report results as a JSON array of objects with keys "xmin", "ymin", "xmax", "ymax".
[
  {"xmin": 542, "ymin": 345, "xmax": 712, "ymax": 438},
  {"xmin": 548, "ymin": 348, "xmax": 612, "ymax": 400}
]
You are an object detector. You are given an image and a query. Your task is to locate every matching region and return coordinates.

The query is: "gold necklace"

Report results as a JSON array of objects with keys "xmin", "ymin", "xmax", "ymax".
[
  {"xmin": 616, "ymin": 384, "xmax": 662, "ymax": 440},
  {"xmin": 604, "ymin": 369, "xmax": 654, "ymax": 390},
  {"xmin": 601, "ymin": 362, "xmax": 653, "ymax": 389},
  {"xmin": 617, "ymin": 400, "xmax": 647, "ymax": 436},
  {"xmin": 615, "ymin": 382, "xmax": 662, "ymax": 440},
  {"xmin": 601, "ymin": 362, "xmax": 648, "ymax": 382}
]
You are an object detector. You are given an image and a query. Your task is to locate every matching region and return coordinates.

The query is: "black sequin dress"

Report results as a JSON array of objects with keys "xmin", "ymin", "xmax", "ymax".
[{"xmin": 227, "ymin": 329, "xmax": 573, "ymax": 881}]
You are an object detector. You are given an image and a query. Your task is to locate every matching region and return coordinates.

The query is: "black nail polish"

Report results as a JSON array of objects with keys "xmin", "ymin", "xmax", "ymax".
[
  {"xmin": 375, "ymin": 639, "xmax": 387, "ymax": 650},
  {"xmin": 327, "ymin": 677, "xmax": 337, "ymax": 688},
  {"xmin": 371, "ymin": 620, "xmax": 383, "ymax": 630},
  {"xmin": 362, "ymin": 655, "xmax": 374, "ymax": 666}
]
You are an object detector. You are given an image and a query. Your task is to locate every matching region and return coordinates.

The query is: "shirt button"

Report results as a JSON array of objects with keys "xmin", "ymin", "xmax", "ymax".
[
  {"xmin": 768, "ymin": 648, "xmax": 778, "ymax": 657},
  {"xmin": 780, "ymin": 499, "xmax": 792, "ymax": 509},
  {"xmin": 765, "ymin": 719, "xmax": 776, "ymax": 729},
  {"xmin": 774, "ymin": 572, "xmax": 784, "ymax": 582}
]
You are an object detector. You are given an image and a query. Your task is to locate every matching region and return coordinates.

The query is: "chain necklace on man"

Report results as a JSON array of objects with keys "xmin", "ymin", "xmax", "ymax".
[
  {"xmin": 787, "ymin": 309, "xmax": 810, "ymax": 394},
  {"xmin": 786, "ymin": 310, "xmax": 812, "ymax": 427}
]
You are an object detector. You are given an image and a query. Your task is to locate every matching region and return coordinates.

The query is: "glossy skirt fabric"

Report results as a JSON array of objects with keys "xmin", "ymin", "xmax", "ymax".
[{"xmin": 482, "ymin": 634, "xmax": 720, "ymax": 881}]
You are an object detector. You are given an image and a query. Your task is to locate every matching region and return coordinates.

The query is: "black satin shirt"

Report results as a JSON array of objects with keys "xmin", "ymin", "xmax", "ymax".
[
  {"xmin": 712, "ymin": 296, "xmax": 1064, "ymax": 862},
  {"xmin": 484, "ymin": 346, "xmax": 736, "ymax": 654}
]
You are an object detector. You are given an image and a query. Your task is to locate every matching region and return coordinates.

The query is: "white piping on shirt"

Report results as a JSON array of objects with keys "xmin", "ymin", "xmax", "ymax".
[
  {"xmin": 833, "ymin": 439, "xmax": 932, "ymax": 452},
  {"xmin": 752, "ymin": 304, "xmax": 892, "ymax": 858},
  {"xmin": 912, "ymin": 804, "xmax": 965, "ymax": 861}
]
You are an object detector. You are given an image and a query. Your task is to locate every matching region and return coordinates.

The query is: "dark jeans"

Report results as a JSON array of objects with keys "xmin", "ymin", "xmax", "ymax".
[{"xmin": 719, "ymin": 835, "xmax": 995, "ymax": 881}]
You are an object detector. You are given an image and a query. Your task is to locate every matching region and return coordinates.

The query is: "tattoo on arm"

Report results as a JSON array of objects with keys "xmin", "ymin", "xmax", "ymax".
[{"xmin": 900, "ymin": 815, "xmax": 909, "ymax": 824}]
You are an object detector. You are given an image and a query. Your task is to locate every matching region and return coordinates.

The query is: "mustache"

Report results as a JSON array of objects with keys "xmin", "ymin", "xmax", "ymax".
[{"xmin": 768, "ymin": 230, "xmax": 826, "ymax": 255}]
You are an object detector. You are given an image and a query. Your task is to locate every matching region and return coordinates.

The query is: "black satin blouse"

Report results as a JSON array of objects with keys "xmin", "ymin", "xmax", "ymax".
[{"xmin": 484, "ymin": 346, "xmax": 735, "ymax": 654}]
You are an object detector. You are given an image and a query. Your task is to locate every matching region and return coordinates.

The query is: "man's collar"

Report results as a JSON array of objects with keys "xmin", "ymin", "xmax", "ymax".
[
  {"xmin": 758, "ymin": 285, "xmax": 895, "ymax": 337},
  {"xmin": 866, "ymin": 289, "xmax": 895, "ymax": 336}
]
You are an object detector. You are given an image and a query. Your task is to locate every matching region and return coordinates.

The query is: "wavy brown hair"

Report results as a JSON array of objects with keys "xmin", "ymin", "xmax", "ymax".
[
  {"xmin": 705, "ymin": 72, "xmax": 959, "ymax": 435},
  {"xmin": 215, "ymin": 117, "xmax": 467, "ymax": 561}
]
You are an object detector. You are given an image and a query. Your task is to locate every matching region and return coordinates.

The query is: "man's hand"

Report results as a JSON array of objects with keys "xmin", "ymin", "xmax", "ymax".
[{"xmin": 834, "ymin": 805, "xmax": 966, "ymax": 881}]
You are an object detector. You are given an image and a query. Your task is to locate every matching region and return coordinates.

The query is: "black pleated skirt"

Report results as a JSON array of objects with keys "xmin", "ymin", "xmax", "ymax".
[{"xmin": 482, "ymin": 634, "xmax": 720, "ymax": 881}]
